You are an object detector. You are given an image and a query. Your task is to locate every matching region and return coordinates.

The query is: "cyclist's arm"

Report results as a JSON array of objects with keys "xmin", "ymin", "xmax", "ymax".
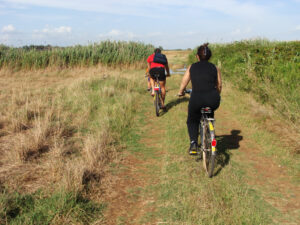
[
  {"xmin": 178, "ymin": 65, "xmax": 191, "ymax": 95},
  {"xmin": 147, "ymin": 62, "xmax": 151, "ymax": 72},
  {"xmin": 216, "ymin": 66, "xmax": 222, "ymax": 94},
  {"xmin": 165, "ymin": 63, "xmax": 170, "ymax": 77}
]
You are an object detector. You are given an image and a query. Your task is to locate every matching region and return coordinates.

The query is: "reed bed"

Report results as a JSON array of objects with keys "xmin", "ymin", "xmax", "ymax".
[{"xmin": 0, "ymin": 41, "xmax": 154, "ymax": 70}]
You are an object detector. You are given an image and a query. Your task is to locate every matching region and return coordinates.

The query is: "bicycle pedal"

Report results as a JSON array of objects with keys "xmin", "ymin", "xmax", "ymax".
[{"xmin": 189, "ymin": 150, "xmax": 198, "ymax": 155}]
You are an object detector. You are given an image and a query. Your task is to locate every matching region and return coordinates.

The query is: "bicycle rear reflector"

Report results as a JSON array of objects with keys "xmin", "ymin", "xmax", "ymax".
[
  {"xmin": 211, "ymin": 139, "xmax": 217, "ymax": 147},
  {"xmin": 154, "ymin": 87, "xmax": 160, "ymax": 91}
]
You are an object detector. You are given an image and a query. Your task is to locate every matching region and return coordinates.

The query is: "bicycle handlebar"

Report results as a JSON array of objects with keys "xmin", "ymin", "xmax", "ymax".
[{"xmin": 177, "ymin": 89, "xmax": 192, "ymax": 97}]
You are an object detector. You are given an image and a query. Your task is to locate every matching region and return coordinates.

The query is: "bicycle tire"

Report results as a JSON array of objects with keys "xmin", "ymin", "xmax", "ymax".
[
  {"xmin": 202, "ymin": 122, "xmax": 216, "ymax": 178},
  {"xmin": 155, "ymin": 91, "xmax": 160, "ymax": 117}
]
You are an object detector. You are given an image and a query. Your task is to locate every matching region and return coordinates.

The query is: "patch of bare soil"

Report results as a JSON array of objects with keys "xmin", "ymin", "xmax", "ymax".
[
  {"xmin": 102, "ymin": 111, "xmax": 163, "ymax": 225},
  {"xmin": 216, "ymin": 106, "xmax": 300, "ymax": 224}
]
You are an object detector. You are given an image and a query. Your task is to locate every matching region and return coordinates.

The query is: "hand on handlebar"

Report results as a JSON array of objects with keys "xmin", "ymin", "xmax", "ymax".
[
  {"xmin": 177, "ymin": 91, "xmax": 185, "ymax": 97},
  {"xmin": 176, "ymin": 88, "xmax": 192, "ymax": 97}
]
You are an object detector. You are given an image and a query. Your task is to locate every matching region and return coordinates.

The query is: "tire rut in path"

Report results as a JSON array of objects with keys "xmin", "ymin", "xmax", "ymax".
[{"xmin": 103, "ymin": 107, "xmax": 165, "ymax": 224}]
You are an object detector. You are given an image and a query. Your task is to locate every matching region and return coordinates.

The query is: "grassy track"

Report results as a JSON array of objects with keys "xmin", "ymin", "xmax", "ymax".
[{"xmin": 103, "ymin": 51, "xmax": 299, "ymax": 224}]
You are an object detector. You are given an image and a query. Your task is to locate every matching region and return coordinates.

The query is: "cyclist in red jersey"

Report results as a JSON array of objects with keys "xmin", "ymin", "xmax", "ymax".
[{"xmin": 147, "ymin": 48, "xmax": 170, "ymax": 109}]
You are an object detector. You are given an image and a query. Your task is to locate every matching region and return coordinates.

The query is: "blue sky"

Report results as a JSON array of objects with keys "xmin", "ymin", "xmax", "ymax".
[{"xmin": 0, "ymin": 0, "xmax": 299, "ymax": 49}]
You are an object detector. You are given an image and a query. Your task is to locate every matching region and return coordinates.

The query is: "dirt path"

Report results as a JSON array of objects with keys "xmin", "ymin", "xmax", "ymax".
[
  {"xmin": 103, "ymin": 107, "xmax": 165, "ymax": 224},
  {"xmin": 102, "ymin": 67, "xmax": 299, "ymax": 224}
]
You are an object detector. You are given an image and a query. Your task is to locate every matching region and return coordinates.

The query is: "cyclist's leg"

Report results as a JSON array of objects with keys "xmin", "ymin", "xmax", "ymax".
[
  {"xmin": 159, "ymin": 80, "xmax": 166, "ymax": 106},
  {"xmin": 187, "ymin": 97, "xmax": 202, "ymax": 143},
  {"xmin": 157, "ymin": 67, "xmax": 166, "ymax": 107},
  {"xmin": 149, "ymin": 77, "xmax": 155, "ymax": 96},
  {"xmin": 149, "ymin": 68, "xmax": 156, "ymax": 96},
  {"xmin": 147, "ymin": 76, "xmax": 151, "ymax": 91}
]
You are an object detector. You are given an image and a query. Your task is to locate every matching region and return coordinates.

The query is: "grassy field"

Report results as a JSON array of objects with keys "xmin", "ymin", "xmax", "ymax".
[
  {"xmin": 0, "ymin": 66, "xmax": 147, "ymax": 224},
  {"xmin": 0, "ymin": 41, "xmax": 299, "ymax": 224},
  {"xmin": 189, "ymin": 40, "xmax": 300, "ymax": 126}
]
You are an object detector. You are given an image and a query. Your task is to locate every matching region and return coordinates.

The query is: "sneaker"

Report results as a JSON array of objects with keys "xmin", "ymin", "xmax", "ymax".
[{"xmin": 189, "ymin": 141, "xmax": 198, "ymax": 155}]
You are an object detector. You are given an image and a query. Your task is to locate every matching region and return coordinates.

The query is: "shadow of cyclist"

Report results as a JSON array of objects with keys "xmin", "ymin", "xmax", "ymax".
[
  {"xmin": 213, "ymin": 130, "xmax": 243, "ymax": 176},
  {"xmin": 160, "ymin": 97, "xmax": 189, "ymax": 116}
]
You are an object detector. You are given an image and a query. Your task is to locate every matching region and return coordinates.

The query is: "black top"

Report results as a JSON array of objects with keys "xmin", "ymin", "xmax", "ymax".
[{"xmin": 190, "ymin": 61, "xmax": 217, "ymax": 93}]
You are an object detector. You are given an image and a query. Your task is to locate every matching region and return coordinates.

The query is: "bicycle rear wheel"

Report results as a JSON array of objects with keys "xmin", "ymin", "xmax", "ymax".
[
  {"xmin": 155, "ymin": 91, "xmax": 160, "ymax": 117},
  {"xmin": 202, "ymin": 122, "xmax": 216, "ymax": 178}
]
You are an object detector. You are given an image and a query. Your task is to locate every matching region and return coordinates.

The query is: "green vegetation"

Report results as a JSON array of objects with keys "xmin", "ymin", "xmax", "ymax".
[
  {"xmin": 0, "ymin": 189, "xmax": 104, "ymax": 224},
  {"xmin": 189, "ymin": 40, "xmax": 300, "ymax": 124},
  {"xmin": 118, "ymin": 75, "xmax": 277, "ymax": 224},
  {"xmin": 0, "ymin": 41, "xmax": 154, "ymax": 70}
]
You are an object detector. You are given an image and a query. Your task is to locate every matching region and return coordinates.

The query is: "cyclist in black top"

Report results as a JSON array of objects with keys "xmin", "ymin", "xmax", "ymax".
[{"xmin": 178, "ymin": 43, "xmax": 222, "ymax": 154}]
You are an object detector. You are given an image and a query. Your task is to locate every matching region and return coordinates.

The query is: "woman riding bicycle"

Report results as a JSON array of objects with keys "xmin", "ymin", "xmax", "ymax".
[
  {"xmin": 147, "ymin": 48, "xmax": 170, "ymax": 109},
  {"xmin": 178, "ymin": 43, "xmax": 222, "ymax": 154}
]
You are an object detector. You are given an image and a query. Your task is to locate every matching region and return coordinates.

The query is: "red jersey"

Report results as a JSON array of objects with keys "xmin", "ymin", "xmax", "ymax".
[{"xmin": 147, "ymin": 53, "xmax": 165, "ymax": 69}]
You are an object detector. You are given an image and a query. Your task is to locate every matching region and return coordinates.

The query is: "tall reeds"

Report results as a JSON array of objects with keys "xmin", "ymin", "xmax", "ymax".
[{"xmin": 0, "ymin": 41, "xmax": 154, "ymax": 70}]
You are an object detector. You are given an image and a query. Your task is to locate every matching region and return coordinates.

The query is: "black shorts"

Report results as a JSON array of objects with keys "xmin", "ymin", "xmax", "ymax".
[{"xmin": 150, "ymin": 67, "xmax": 166, "ymax": 81}]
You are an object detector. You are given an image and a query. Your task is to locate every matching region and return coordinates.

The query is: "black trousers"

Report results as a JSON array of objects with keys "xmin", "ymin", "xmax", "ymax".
[{"xmin": 187, "ymin": 90, "xmax": 220, "ymax": 142}]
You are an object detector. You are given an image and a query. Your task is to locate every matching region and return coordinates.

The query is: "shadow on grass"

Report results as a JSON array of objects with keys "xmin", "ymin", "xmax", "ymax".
[
  {"xmin": 160, "ymin": 97, "xmax": 189, "ymax": 116},
  {"xmin": 214, "ymin": 130, "xmax": 243, "ymax": 176}
]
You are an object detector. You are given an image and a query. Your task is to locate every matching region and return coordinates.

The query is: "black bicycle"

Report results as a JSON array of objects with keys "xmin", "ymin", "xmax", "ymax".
[
  {"xmin": 181, "ymin": 89, "xmax": 217, "ymax": 178},
  {"xmin": 153, "ymin": 73, "xmax": 163, "ymax": 117}
]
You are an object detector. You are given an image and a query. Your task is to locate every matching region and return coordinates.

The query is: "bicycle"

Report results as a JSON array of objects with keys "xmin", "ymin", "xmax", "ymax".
[
  {"xmin": 180, "ymin": 89, "xmax": 217, "ymax": 178},
  {"xmin": 153, "ymin": 73, "xmax": 164, "ymax": 117}
]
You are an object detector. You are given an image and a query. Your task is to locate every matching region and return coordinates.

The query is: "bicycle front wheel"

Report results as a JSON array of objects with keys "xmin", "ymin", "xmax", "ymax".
[{"xmin": 202, "ymin": 121, "xmax": 216, "ymax": 178}]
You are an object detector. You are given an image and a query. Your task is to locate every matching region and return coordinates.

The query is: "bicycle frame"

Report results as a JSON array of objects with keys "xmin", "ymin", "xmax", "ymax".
[
  {"xmin": 153, "ymin": 74, "xmax": 162, "ymax": 116},
  {"xmin": 153, "ymin": 75, "xmax": 161, "ymax": 93}
]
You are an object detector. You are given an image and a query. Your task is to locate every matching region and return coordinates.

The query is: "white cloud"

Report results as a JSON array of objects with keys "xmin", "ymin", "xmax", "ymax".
[
  {"xmin": 30, "ymin": 26, "xmax": 72, "ymax": 45},
  {"xmin": 41, "ymin": 26, "xmax": 72, "ymax": 34},
  {"xmin": 99, "ymin": 29, "xmax": 138, "ymax": 40},
  {"xmin": 231, "ymin": 27, "xmax": 252, "ymax": 36},
  {"xmin": 2, "ymin": 24, "xmax": 15, "ymax": 32},
  {"xmin": 295, "ymin": 25, "xmax": 300, "ymax": 30},
  {"xmin": 107, "ymin": 29, "xmax": 122, "ymax": 36}
]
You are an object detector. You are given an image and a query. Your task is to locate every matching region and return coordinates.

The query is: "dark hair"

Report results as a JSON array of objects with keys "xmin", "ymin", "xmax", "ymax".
[
  {"xmin": 154, "ymin": 48, "xmax": 161, "ymax": 54},
  {"xmin": 197, "ymin": 43, "xmax": 211, "ymax": 61}
]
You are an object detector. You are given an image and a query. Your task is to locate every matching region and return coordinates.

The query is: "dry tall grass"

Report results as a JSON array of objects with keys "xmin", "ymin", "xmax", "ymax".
[{"xmin": 0, "ymin": 66, "xmax": 142, "ymax": 200}]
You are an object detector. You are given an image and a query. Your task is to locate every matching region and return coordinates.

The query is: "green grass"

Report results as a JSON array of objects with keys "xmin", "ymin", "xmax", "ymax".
[
  {"xmin": 189, "ymin": 40, "xmax": 300, "ymax": 124},
  {"xmin": 0, "ymin": 189, "xmax": 105, "ymax": 225},
  {"xmin": 116, "ymin": 74, "xmax": 279, "ymax": 224},
  {"xmin": 151, "ymin": 100, "xmax": 275, "ymax": 224}
]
